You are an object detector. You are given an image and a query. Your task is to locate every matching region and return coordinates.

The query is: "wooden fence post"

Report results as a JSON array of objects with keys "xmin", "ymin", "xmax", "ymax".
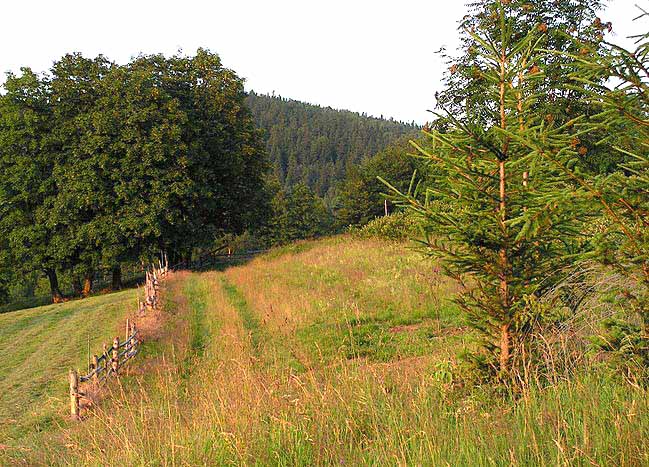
[
  {"xmin": 125, "ymin": 318, "xmax": 130, "ymax": 345},
  {"xmin": 92, "ymin": 355, "xmax": 99, "ymax": 383},
  {"xmin": 112, "ymin": 337, "xmax": 119, "ymax": 375},
  {"xmin": 69, "ymin": 369, "xmax": 79, "ymax": 420}
]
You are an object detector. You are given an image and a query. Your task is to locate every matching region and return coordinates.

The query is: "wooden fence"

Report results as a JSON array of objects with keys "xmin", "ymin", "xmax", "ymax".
[
  {"xmin": 68, "ymin": 256, "xmax": 169, "ymax": 420},
  {"xmin": 173, "ymin": 248, "xmax": 268, "ymax": 271}
]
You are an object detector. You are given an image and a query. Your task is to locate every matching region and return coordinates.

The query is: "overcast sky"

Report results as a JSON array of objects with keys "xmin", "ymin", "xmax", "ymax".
[{"xmin": 0, "ymin": 1, "xmax": 642, "ymax": 123}]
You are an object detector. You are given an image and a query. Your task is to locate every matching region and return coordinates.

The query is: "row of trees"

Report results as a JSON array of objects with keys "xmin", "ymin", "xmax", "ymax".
[
  {"xmin": 334, "ymin": 138, "xmax": 426, "ymax": 226},
  {"xmin": 0, "ymin": 49, "xmax": 268, "ymax": 302},
  {"xmin": 393, "ymin": 0, "xmax": 647, "ymax": 379},
  {"xmin": 0, "ymin": 53, "xmax": 416, "ymax": 305},
  {"xmin": 256, "ymin": 139, "xmax": 423, "ymax": 245}
]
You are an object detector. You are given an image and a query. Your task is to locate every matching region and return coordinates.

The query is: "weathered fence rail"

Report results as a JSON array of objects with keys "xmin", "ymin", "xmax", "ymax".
[
  {"xmin": 173, "ymin": 248, "xmax": 268, "ymax": 271},
  {"xmin": 68, "ymin": 256, "xmax": 169, "ymax": 420}
]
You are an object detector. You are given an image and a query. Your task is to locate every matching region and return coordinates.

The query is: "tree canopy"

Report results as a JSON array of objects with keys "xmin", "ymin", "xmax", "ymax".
[
  {"xmin": 0, "ymin": 49, "xmax": 268, "ymax": 301},
  {"xmin": 335, "ymin": 138, "xmax": 422, "ymax": 227},
  {"xmin": 392, "ymin": 0, "xmax": 606, "ymax": 377}
]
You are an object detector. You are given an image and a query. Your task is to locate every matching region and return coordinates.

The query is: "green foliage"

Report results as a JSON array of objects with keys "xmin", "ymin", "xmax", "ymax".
[
  {"xmin": 0, "ymin": 67, "xmax": 64, "ymax": 300},
  {"xmin": 246, "ymin": 92, "xmax": 417, "ymax": 198},
  {"xmin": 437, "ymin": 0, "xmax": 613, "ymax": 173},
  {"xmin": 543, "ymin": 7, "xmax": 649, "ymax": 373},
  {"xmin": 263, "ymin": 182, "xmax": 335, "ymax": 246},
  {"xmin": 590, "ymin": 317, "xmax": 649, "ymax": 379},
  {"xmin": 0, "ymin": 248, "xmax": 11, "ymax": 303},
  {"xmin": 118, "ymin": 50, "xmax": 269, "ymax": 257},
  {"xmin": 0, "ymin": 49, "xmax": 268, "ymax": 301},
  {"xmin": 352, "ymin": 212, "xmax": 420, "ymax": 242},
  {"xmin": 335, "ymin": 139, "xmax": 421, "ymax": 227},
  {"xmin": 392, "ymin": 1, "xmax": 597, "ymax": 378}
]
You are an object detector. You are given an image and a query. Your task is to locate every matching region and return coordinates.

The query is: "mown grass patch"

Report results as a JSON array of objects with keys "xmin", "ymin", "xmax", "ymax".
[{"xmin": 0, "ymin": 289, "xmax": 133, "ymax": 460}]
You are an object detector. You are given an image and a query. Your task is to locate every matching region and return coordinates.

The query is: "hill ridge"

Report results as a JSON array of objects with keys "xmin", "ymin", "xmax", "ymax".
[{"xmin": 247, "ymin": 91, "xmax": 418, "ymax": 197}]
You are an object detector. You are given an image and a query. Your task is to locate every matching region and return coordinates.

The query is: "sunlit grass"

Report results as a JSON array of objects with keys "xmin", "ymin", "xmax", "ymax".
[{"xmin": 3, "ymin": 235, "xmax": 648, "ymax": 465}]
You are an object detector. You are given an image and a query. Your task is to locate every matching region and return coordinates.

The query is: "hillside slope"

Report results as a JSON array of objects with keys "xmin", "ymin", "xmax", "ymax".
[
  {"xmin": 0, "ymin": 290, "xmax": 133, "ymax": 457},
  {"xmin": 247, "ymin": 92, "xmax": 418, "ymax": 197},
  {"xmin": 3, "ymin": 236, "xmax": 648, "ymax": 465}
]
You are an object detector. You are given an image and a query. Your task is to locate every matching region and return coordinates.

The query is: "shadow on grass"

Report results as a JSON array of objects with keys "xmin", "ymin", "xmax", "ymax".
[{"xmin": 0, "ymin": 273, "xmax": 146, "ymax": 315}]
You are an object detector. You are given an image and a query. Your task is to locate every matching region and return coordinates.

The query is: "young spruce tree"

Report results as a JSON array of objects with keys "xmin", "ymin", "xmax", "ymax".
[
  {"xmin": 547, "ymin": 9, "xmax": 649, "ymax": 368},
  {"xmin": 391, "ymin": 1, "xmax": 590, "ymax": 377}
]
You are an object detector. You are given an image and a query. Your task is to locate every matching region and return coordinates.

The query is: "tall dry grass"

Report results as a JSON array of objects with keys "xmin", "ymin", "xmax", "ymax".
[{"xmin": 35, "ymin": 237, "xmax": 649, "ymax": 465}]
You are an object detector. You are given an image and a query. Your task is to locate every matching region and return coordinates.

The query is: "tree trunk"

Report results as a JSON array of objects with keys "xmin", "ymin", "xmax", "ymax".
[
  {"xmin": 111, "ymin": 265, "xmax": 122, "ymax": 291},
  {"xmin": 498, "ymin": 160, "xmax": 511, "ymax": 374},
  {"xmin": 498, "ymin": 49, "xmax": 511, "ymax": 375},
  {"xmin": 72, "ymin": 277, "xmax": 82, "ymax": 296},
  {"xmin": 82, "ymin": 272, "xmax": 93, "ymax": 298},
  {"xmin": 500, "ymin": 322, "xmax": 511, "ymax": 374},
  {"xmin": 45, "ymin": 268, "xmax": 64, "ymax": 303}
]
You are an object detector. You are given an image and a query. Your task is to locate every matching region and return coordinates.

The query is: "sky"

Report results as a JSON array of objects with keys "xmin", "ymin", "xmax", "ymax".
[{"xmin": 0, "ymin": 1, "xmax": 642, "ymax": 124}]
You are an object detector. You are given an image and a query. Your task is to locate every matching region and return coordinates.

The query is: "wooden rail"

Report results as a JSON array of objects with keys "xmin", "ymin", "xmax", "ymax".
[
  {"xmin": 172, "ymin": 248, "xmax": 268, "ymax": 271},
  {"xmin": 68, "ymin": 256, "xmax": 168, "ymax": 420}
]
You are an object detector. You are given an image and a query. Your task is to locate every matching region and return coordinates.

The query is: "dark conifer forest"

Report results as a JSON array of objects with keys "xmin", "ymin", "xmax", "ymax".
[{"xmin": 246, "ymin": 92, "xmax": 418, "ymax": 198}]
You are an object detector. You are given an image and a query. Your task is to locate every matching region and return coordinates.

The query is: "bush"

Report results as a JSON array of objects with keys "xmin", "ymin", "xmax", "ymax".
[{"xmin": 352, "ymin": 212, "xmax": 420, "ymax": 241}]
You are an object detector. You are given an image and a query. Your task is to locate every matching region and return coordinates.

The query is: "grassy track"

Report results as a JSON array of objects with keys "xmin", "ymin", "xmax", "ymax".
[
  {"xmin": 183, "ymin": 276, "xmax": 210, "ymax": 361},
  {"xmin": 2, "ymin": 236, "xmax": 648, "ymax": 465},
  {"xmin": 221, "ymin": 277, "xmax": 266, "ymax": 357},
  {"xmin": 224, "ymin": 236, "xmax": 466, "ymax": 368}
]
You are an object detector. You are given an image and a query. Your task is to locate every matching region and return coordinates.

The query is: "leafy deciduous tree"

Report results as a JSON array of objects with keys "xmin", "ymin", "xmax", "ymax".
[
  {"xmin": 0, "ymin": 49, "xmax": 269, "ymax": 301},
  {"xmin": 336, "ymin": 139, "xmax": 421, "ymax": 227}
]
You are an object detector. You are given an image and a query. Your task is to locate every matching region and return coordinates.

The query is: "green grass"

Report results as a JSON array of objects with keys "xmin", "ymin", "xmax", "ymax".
[
  {"xmin": 0, "ymin": 289, "xmax": 133, "ymax": 459},
  {"xmin": 183, "ymin": 276, "xmax": 210, "ymax": 359},
  {"xmin": 223, "ymin": 235, "xmax": 467, "ymax": 368},
  {"xmin": 221, "ymin": 277, "xmax": 263, "ymax": 353},
  {"xmin": 0, "ymin": 295, "xmax": 53, "ymax": 314},
  {"xmin": 2, "ymin": 236, "xmax": 648, "ymax": 465}
]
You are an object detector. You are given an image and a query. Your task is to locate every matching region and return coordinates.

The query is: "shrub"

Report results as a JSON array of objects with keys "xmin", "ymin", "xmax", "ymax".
[{"xmin": 352, "ymin": 212, "xmax": 420, "ymax": 241}]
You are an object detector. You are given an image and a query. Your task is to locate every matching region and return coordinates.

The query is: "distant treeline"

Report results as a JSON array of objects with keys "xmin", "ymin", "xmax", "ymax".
[{"xmin": 246, "ymin": 92, "xmax": 418, "ymax": 198}]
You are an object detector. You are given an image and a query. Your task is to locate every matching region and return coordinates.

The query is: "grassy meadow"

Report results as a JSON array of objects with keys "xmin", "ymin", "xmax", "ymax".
[
  {"xmin": 1, "ymin": 235, "xmax": 648, "ymax": 465},
  {"xmin": 0, "ymin": 289, "xmax": 134, "ymax": 461}
]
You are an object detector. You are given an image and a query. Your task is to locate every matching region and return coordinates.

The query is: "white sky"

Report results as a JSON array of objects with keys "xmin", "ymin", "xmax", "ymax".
[{"xmin": 0, "ymin": 1, "xmax": 642, "ymax": 124}]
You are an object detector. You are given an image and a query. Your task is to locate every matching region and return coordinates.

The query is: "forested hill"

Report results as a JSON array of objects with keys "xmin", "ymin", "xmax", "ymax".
[{"xmin": 246, "ymin": 92, "xmax": 419, "ymax": 197}]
